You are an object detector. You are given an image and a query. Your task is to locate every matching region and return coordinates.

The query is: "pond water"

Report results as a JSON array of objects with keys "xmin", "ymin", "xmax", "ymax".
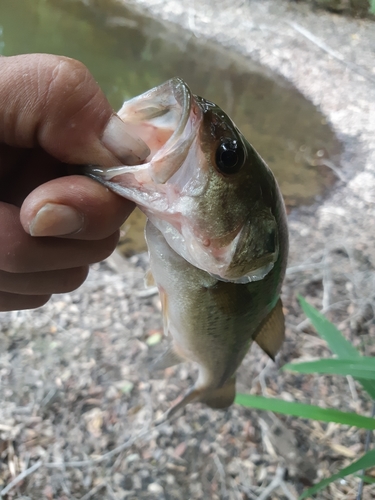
[{"xmin": 0, "ymin": 0, "xmax": 341, "ymax": 255}]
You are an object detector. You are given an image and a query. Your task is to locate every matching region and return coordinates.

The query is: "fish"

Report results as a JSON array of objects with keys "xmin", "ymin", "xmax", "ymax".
[{"xmin": 86, "ymin": 77, "xmax": 288, "ymax": 416}]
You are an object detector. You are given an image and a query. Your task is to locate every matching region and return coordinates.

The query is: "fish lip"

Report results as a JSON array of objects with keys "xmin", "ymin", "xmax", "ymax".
[{"xmin": 85, "ymin": 77, "xmax": 195, "ymax": 184}]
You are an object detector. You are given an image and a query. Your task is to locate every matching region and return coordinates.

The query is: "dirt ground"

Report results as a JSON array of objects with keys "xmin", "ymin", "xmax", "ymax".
[{"xmin": 1, "ymin": 0, "xmax": 375, "ymax": 499}]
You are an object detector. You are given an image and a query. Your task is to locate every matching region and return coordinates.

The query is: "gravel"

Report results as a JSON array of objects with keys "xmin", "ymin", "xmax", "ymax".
[{"xmin": 1, "ymin": 1, "xmax": 375, "ymax": 498}]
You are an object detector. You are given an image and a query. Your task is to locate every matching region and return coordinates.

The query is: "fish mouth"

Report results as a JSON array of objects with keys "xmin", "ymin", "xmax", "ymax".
[{"xmin": 86, "ymin": 77, "xmax": 201, "ymax": 186}]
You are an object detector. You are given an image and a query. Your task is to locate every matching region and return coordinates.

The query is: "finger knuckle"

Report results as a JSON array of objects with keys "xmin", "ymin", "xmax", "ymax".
[{"xmin": 46, "ymin": 57, "xmax": 100, "ymax": 116}]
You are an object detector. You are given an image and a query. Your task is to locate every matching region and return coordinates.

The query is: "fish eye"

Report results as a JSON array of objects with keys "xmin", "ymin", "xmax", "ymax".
[{"xmin": 215, "ymin": 139, "xmax": 245, "ymax": 175}]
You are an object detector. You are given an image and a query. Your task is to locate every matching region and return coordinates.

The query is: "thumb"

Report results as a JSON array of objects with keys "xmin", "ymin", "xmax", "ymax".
[{"xmin": 0, "ymin": 54, "xmax": 149, "ymax": 167}]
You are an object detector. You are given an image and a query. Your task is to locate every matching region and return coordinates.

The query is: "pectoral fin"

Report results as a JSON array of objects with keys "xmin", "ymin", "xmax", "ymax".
[
  {"xmin": 144, "ymin": 269, "xmax": 155, "ymax": 287},
  {"xmin": 254, "ymin": 298, "xmax": 285, "ymax": 360}
]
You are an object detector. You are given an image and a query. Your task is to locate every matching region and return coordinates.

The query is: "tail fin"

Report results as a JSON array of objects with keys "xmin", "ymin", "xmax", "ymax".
[
  {"xmin": 166, "ymin": 377, "xmax": 236, "ymax": 418},
  {"xmin": 200, "ymin": 376, "xmax": 236, "ymax": 409}
]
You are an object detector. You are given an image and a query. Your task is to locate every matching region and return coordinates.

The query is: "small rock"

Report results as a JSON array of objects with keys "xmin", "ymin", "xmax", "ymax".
[
  {"xmin": 147, "ymin": 482, "xmax": 164, "ymax": 494},
  {"xmin": 166, "ymin": 474, "xmax": 175, "ymax": 485},
  {"xmin": 125, "ymin": 453, "xmax": 140, "ymax": 462}
]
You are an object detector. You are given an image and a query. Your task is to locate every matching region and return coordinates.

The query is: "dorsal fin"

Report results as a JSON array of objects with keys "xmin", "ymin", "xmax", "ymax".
[{"xmin": 254, "ymin": 298, "xmax": 285, "ymax": 360}]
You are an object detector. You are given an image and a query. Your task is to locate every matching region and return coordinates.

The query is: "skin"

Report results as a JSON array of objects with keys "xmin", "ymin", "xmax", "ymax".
[{"xmin": 0, "ymin": 54, "xmax": 149, "ymax": 312}]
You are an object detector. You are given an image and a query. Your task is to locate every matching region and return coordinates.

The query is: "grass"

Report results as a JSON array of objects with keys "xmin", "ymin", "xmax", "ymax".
[{"xmin": 235, "ymin": 296, "xmax": 375, "ymax": 499}]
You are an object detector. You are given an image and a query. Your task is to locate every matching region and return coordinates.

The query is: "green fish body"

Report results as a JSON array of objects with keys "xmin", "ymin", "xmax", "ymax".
[{"xmin": 87, "ymin": 78, "xmax": 288, "ymax": 415}]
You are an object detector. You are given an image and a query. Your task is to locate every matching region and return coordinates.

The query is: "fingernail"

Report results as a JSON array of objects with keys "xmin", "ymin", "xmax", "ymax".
[
  {"xmin": 29, "ymin": 203, "xmax": 84, "ymax": 237},
  {"xmin": 102, "ymin": 115, "xmax": 150, "ymax": 165}
]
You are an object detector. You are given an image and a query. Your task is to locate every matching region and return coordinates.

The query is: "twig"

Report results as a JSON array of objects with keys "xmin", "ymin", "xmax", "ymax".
[
  {"xmin": 253, "ymin": 359, "xmax": 274, "ymax": 396},
  {"xmin": 229, "ymin": 476, "xmax": 244, "ymax": 500},
  {"xmin": 44, "ymin": 398, "xmax": 165, "ymax": 469},
  {"xmin": 296, "ymin": 300, "xmax": 350, "ymax": 331},
  {"xmin": 280, "ymin": 480, "xmax": 298, "ymax": 500},
  {"xmin": 0, "ymin": 459, "xmax": 42, "ymax": 497},
  {"xmin": 80, "ymin": 482, "xmax": 106, "ymax": 500},
  {"xmin": 188, "ymin": 0, "xmax": 199, "ymax": 38},
  {"xmin": 257, "ymin": 465, "xmax": 296, "ymax": 500},
  {"xmin": 135, "ymin": 286, "xmax": 158, "ymax": 298},
  {"xmin": 286, "ymin": 262, "xmax": 324, "ymax": 275},
  {"xmin": 356, "ymin": 401, "xmax": 375, "ymax": 500},
  {"xmin": 322, "ymin": 249, "xmax": 332, "ymax": 312},
  {"xmin": 252, "ymin": 358, "xmax": 274, "ymax": 395},
  {"xmin": 213, "ymin": 453, "xmax": 228, "ymax": 499},
  {"xmin": 0, "ymin": 424, "xmax": 13, "ymax": 432},
  {"xmin": 45, "ymin": 431, "xmax": 146, "ymax": 468},
  {"xmin": 346, "ymin": 375, "xmax": 359, "ymax": 403},
  {"xmin": 258, "ymin": 417, "xmax": 277, "ymax": 459},
  {"xmin": 105, "ymin": 483, "xmax": 117, "ymax": 500},
  {"xmin": 286, "ymin": 21, "xmax": 375, "ymax": 85},
  {"xmin": 314, "ymin": 158, "xmax": 347, "ymax": 183}
]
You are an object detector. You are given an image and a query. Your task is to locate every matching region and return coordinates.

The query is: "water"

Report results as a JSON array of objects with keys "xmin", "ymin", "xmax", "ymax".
[{"xmin": 0, "ymin": 0, "xmax": 341, "ymax": 254}]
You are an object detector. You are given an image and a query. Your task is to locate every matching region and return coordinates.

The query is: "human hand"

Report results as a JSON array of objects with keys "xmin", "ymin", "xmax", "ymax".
[{"xmin": 0, "ymin": 54, "xmax": 149, "ymax": 312}]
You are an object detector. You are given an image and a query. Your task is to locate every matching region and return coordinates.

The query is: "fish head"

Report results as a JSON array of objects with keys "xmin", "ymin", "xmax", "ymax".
[
  {"xmin": 187, "ymin": 95, "xmax": 279, "ymax": 282},
  {"xmin": 86, "ymin": 78, "xmax": 280, "ymax": 282}
]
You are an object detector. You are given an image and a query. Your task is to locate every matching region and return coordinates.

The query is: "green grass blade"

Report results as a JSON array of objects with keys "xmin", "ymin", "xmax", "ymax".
[
  {"xmin": 299, "ymin": 449, "xmax": 375, "ymax": 499},
  {"xmin": 235, "ymin": 394, "xmax": 375, "ymax": 430},
  {"xmin": 370, "ymin": 0, "xmax": 375, "ymax": 14},
  {"xmin": 284, "ymin": 358, "xmax": 375, "ymax": 380},
  {"xmin": 298, "ymin": 296, "xmax": 375, "ymax": 399},
  {"xmin": 299, "ymin": 296, "xmax": 360, "ymax": 358},
  {"xmin": 355, "ymin": 474, "xmax": 375, "ymax": 484}
]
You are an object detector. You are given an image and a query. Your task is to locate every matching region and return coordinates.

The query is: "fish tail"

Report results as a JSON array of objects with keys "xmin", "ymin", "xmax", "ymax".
[
  {"xmin": 166, "ymin": 376, "xmax": 236, "ymax": 418},
  {"xmin": 199, "ymin": 376, "xmax": 236, "ymax": 409}
]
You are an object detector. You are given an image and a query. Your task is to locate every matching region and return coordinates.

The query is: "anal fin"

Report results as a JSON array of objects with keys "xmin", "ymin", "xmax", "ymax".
[
  {"xmin": 153, "ymin": 346, "xmax": 184, "ymax": 371},
  {"xmin": 254, "ymin": 298, "xmax": 285, "ymax": 360},
  {"xmin": 166, "ymin": 388, "xmax": 202, "ymax": 419}
]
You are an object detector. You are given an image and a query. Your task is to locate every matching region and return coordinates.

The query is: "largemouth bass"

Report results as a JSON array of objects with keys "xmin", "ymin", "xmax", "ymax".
[{"xmin": 87, "ymin": 78, "xmax": 288, "ymax": 415}]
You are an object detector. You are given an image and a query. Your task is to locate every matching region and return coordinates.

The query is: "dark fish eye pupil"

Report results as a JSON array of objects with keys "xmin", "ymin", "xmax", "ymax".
[
  {"xmin": 215, "ymin": 139, "xmax": 244, "ymax": 174},
  {"xmin": 221, "ymin": 149, "xmax": 238, "ymax": 167}
]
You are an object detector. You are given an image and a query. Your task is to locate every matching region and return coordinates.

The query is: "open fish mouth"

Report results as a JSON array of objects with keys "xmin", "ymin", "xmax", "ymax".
[{"xmin": 87, "ymin": 77, "xmax": 201, "ymax": 186}]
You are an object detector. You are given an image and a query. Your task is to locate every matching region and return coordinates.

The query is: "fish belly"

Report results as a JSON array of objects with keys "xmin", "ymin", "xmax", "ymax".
[{"xmin": 145, "ymin": 221, "xmax": 253, "ymax": 393}]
